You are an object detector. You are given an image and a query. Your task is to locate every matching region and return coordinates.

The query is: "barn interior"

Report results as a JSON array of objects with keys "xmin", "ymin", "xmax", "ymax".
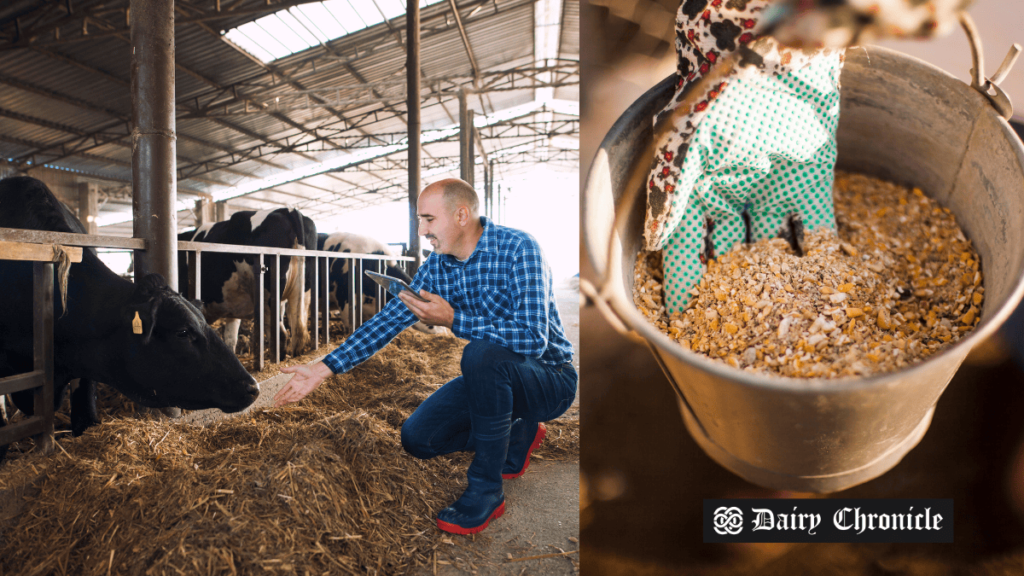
[
  {"xmin": 0, "ymin": 0, "xmax": 578, "ymax": 271},
  {"xmin": 0, "ymin": 1, "xmax": 581, "ymax": 573}
]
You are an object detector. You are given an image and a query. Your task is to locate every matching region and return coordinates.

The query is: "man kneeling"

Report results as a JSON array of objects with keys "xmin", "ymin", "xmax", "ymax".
[{"xmin": 273, "ymin": 178, "xmax": 577, "ymax": 534}]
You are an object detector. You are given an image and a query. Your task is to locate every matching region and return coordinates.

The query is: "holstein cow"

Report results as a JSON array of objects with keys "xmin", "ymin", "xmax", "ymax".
[
  {"xmin": 316, "ymin": 232, "xmax": 444, "ymax": 335},
  {"xmin": 0, "ymin": 176, "xmax": 259, "ymax": 455},
  {"xmin": 179, "ymin": 208, "xmax": 316, "ymax": 359}
]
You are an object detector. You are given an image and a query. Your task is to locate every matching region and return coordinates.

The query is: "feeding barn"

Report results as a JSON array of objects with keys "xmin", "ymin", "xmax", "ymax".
[{"xmin": 0, "ymin": 0, "xmax": 580, "ymax": 573}]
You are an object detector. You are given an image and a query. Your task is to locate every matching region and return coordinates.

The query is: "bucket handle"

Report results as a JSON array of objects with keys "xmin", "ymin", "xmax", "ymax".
[{"xmin": 960, "ymin": 12, "xmax": 1020, "ymax": 120}]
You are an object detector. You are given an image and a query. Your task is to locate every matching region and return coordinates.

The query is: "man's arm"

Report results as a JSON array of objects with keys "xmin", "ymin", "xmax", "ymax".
[
  {"xmin": 274, "ymin": 261, "xmax": 432, "ymax": 406},
  {"xmin": 451, "ymin": 238, "xmax": 552, "ymax": 357}
]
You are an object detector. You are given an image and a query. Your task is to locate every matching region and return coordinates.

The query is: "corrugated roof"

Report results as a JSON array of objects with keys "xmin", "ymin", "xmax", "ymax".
[{"xmin": 0, "ymin": 0, "xmax": 578, "ymax": 233}]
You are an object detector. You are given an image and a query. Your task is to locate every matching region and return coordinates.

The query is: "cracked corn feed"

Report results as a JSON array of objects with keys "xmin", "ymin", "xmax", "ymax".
[{"xmin": 633, "ymin": 171, "xmax": 984, "ymax": 378}]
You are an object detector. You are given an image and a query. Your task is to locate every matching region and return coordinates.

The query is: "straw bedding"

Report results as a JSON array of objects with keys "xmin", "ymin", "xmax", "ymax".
[{"xmin": 0, "ymin": 328, "xmax": 579, "ymax": 575}]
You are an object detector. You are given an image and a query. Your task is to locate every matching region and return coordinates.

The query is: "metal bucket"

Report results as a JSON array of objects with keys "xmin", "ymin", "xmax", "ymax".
[{"xmin": 582, "ymin": 45, "xmax": 1024, "ymax": 493}]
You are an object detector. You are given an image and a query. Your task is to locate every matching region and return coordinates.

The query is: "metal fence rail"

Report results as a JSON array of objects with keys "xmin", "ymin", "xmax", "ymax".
[{"xmin": 0, "ymin": 227, "xmax": 413, "ymax": 373}]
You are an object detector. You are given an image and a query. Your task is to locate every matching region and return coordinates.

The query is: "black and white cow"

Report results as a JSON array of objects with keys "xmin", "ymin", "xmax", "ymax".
[
  {"xmin": 178, "ymin": 208, "xmax": 316, "ymax": 359},
  {"xmin": 316, "ymin": 232, "xmax": 444, "ymax": 335},
  {"xmin": 0, "ymin": 176, "xmax": 259, "ymax": 454}
]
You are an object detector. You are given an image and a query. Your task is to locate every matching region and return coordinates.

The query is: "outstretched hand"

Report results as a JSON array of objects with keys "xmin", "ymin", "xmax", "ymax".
[
  {"xmin": 273, "ymin": 361, "xmax": 334, "ymax": 407},
  {"xmin": 398, "ymin": 289, "xmax": 454, "ymax": 329}
]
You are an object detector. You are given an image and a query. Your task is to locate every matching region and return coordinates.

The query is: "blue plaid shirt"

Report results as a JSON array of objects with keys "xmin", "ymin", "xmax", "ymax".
[{"xmin": 322, "ymin": 217, "xmax": 574, "ymax": 374}]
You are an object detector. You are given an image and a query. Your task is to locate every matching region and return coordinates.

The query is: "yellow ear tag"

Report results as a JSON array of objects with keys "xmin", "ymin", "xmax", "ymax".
[{"xmin": 132, "ymin": 311, "xmax": 143, "ymax": 335}]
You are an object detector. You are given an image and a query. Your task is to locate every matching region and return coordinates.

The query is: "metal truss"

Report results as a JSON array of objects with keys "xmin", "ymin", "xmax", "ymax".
[
  {"xmin": 327, "ymin": 146, "xmax": 578, "ymax": 178},
  {"xmin": 286, "ymin": 143, "xmax": 579, "ymax": 214},
  {"xmin": 0, "ymin": 0, "xmax": 503, "ymax": 52},
  {"xmin": 0, "ymin": 7, "xmax": 384, "ymax": 193},
  {"xmin": 175, "ymin": 116, "xmax": 578, "ymax": 180},
  {"xmin": 0, "ymin": 0, "xmax": 576, "ymax": 212},
  {"xmin": 177, "ymin": 61, "xmax": 579, "ymax": 119},
  {"xmin": 301, "ymin": 147, "xmax": 579, "ymax": 216}
]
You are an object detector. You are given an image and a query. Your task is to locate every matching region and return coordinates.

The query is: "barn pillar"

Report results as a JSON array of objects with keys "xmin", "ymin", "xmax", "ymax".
[
  {"xmin": 485, "ymin": 160, "xmax": 494, "ymax": 219},
  {"xmin": 77, "ymin": 182, "xmax": 99, "ymax": 235},
  {"xmin": 195, "ymin": 197, "xmax": 213, "ymax": 226},
  {"xmin": 214, "ymin": 200, "xmax": 228, "ymax": 222},
  {"xmin": 407, "ymin": 0, "xmax": 422, "ymax": 271},
  {"xmin": 130, "ymin": 0, "xmax": 177, "ymax": 288},
  {"xmin": 459, "ymin": 90, "xmax": 475, "ymax": 187}
]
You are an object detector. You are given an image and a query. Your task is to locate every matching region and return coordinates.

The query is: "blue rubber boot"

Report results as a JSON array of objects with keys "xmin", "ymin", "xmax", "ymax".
[
  {"xmin": 437, "ymin": 434, "xmax": 509, "ymax": 535},
  {"xmin": 503, "ymin": 420, "xmax": 546, "ymax": 479}
]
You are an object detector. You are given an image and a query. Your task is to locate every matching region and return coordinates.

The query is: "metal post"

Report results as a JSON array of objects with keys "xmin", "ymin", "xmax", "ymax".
[
  {"xmin": 355, "ymin": 259, "xmax": 363, "ymax": 329},
  {"xmin": 253, "ymin": 254, "xmax": 264, "ymax": 372},
  {"xmin": 131, "ymin": 0, "xmax": 177, "ymax": 287},
  {"xmin": 77, "ymin": 182, "xmax": 98, "ymax": 235},
  {"xmin": 32, "ymin": 261, "xmax": 54, "ymax": 454},
  {"xmin": 320, "ymin": 257, "xmax": 330, "ymax": 345},
  {"xmin": 187, "ymin": 250, "xmax": 201, "ymax": 300},
  {"xmin": 311, "ymin": 255, "xmax": 319, "ymax": 350},
  {"xmin": 407, "ymin": 0, "xmax": 422, "ymax": 272},
  {"xmin": 348, "ymin": 257, "xmax": 357, "ymax": 333},
  {"xmin": 459, "ymin": 90, "xmax": 472, "ymax": 184},
  {"xmin": 485, "ymin": 161, "xmax": 492, "ymax": 219},
  {"xmin": 195, "ymin": 198, "xmax": 213, "ymax": 226},
  {"xmin": 375, "ymin": 260, "xmax": 384, "ymax": 314},
  {"xmin": 268, "ymin": 254, "xmax": 280, "ymax": 363}
]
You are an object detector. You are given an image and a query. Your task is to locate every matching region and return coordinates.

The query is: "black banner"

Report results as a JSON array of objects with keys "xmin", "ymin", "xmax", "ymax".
[{"xmin": 703, "ymin": 499, "xmax": 953, "ymax": 543}]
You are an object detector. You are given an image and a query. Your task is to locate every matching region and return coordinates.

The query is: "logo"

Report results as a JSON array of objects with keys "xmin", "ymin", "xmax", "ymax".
[
  {"xmin": 704, "ymin": 499, "xmax": 954, "ymax": 543},
  {"xmin": 713, "ymin": 506, "xmax": 744, "ymax": 535}
]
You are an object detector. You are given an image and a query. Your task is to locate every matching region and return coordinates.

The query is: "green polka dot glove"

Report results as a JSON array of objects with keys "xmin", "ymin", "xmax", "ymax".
[
  {"xmin": 645, "ymin": 0, "xmax": 970, "ymax": 314},
  {"xmin": 657, "ymin": 52, "xmax": 842, "ymax": 312}
]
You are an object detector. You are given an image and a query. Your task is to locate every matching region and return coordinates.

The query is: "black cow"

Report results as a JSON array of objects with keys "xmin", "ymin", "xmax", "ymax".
[
  {"xmin": 316, "ymin": 232, "xmax": 443, "ymax": 335},
  {"xmin": 178, "ymin": 208, "xmax": 316, "ymax": 359},
  {"xmin": 0, "ymin": 176, "xmax": 259, "ymax": 454}
]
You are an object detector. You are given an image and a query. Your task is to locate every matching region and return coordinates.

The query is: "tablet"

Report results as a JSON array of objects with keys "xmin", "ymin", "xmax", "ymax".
[{"xmin": 365, "ymin": 270, "xmax": 429, "ymax": 302}]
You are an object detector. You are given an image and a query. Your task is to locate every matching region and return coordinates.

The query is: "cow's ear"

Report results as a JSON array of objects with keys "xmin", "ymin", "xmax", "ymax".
[
  {"xmin": 126, "ymin": 300, "xmax": 160, "ymax": 345},
  {"xmin": 127, "ymin": 273, "xmax": 167, "ymax": 344}
]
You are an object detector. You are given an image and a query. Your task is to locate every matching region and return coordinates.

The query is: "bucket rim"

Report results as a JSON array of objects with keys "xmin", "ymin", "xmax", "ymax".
[{"xmin": 583, "ymin": 44, "xmax": 1024, "ymax": 395}]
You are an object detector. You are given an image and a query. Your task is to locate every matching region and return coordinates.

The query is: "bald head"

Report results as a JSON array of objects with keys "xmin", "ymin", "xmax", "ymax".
[{"xmin": 422, "ymin": 178, "xmax": 480, "ymax": 218}]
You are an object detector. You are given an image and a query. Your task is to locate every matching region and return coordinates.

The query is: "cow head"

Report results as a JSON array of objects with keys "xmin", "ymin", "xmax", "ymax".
[{"xmin": 114, "ymin": 273, "xmax": 259, "ymax": 413}]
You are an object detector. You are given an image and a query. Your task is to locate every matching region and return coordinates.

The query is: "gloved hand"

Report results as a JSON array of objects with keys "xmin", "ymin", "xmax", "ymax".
[
  {"xmin": 655, "ymin": 51, "xmax": 842, "ymax": 312},
  {"xmin": 646, "ymin": 0, "xmax": 973, "ymax": 314}
]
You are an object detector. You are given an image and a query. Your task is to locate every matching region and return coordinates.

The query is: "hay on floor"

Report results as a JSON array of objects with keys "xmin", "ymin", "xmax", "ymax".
[{"xmin": 0, "ymin": 329, "xmax": 579, "ymax": 575}]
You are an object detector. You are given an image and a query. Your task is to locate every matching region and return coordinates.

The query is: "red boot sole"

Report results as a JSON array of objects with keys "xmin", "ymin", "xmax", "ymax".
[
  {"xmin": 437, "ymin": 501, "xmax": 506, "ymax": 535},
  {"xmin": 503, "ymin": 423, "xmax": 547, "ymax": 479}
]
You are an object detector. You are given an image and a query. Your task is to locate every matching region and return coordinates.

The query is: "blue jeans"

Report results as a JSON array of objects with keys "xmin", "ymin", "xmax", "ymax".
[{"xmin": 401, "ymin": 340, "xmax": 577, "ymax": 459}]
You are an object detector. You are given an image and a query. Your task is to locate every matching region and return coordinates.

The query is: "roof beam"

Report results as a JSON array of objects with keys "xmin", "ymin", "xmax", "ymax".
[
  {"xmin": 0, "ymin": 48, "xmax": 313, "ymax": 180},
  {"xmin": 10, "ymin": 28, "xmax": 368, "ymax": 194},
  {"xmin": 172, "ymin": 4, "xmax": 397, "ymax": 190},
  {"xmin": 447, "ymin": 0, "xmax": 481, "ymax": 79},
  {"xmin": 446, "ymin": 0, "xmax": 496, "ymax": 117},
  {"xmin": 175, "ymin": 117, "xmax": 578, "ymax": 175},
  {"xmin": 289, "ymin": 139, "xmax": 577, "ymax": 214},
  {"xmin": 196, "ymin": 104, "xmax": 575, "ymax": 201},
  {"xmin": 177, "ymin": 61, "xmax": 580, "ymax": 117}
]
